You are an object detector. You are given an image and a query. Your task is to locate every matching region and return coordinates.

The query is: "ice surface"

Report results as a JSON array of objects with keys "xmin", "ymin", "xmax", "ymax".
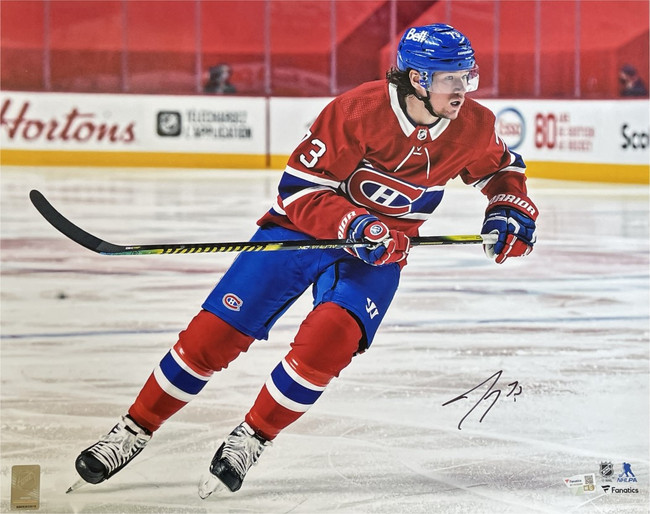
[{"xmin": 1, "ymin": 167, "xmax": 648, "ymax": 513}]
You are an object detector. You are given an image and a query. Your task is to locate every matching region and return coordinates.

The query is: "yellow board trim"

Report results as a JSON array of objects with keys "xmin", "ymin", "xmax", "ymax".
[
  {"xmin": 528, "ymin": 161, "xmax": 649, "ymax": 184},
  {"xmin": 0, "ymin": 149, "xmax": 267, "ymax": 169},
  {"xmin": 1, "ymin": 149, "xmax": 648, "ymax": 184}
]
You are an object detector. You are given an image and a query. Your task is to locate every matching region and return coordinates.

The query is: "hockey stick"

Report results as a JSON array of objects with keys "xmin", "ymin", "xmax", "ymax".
[{"xmin": 29, "ymin": 189, "xmax": 496, "ymax": 256}]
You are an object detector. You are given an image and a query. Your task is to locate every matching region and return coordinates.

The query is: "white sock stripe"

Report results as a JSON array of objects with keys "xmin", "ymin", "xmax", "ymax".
[
  {"xmin": 170, "ymin": 348, "xmax": 211, "ymax": 380},
  {"xmin": 280, "ymin": 359, "xmax": 327, "ymax": 392},
  {"xmin": 264, "ymin": 376, "xmax": 311, "ymax": 413},
  {"xmin": 153, "ymin": 367, "xmax": 196, "ymax": 403}
]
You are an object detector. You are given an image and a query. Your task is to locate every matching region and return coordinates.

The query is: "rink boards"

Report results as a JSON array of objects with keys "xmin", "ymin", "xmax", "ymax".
[{"xmin": 0, "ymin": 91, "xmax": 648, "ymax": 183}]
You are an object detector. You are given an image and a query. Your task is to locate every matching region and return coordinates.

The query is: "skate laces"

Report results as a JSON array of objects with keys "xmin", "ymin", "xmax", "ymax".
[
  {"xmin": 220, "ymin": 423, "xmax": 269, "ymax": 478},
  {"xmin": 89, "ymin": 416, "xmax": 151, "ymax": 474}
]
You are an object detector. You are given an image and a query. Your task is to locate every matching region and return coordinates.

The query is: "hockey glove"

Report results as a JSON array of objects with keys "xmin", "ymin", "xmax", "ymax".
[
  {"xmin": 344, "ymin": 214, "xmax": 410, "ymax": 266},
  {"xmin": 482, "ymin": 207, "xmax": 537, "ymax": 264}
]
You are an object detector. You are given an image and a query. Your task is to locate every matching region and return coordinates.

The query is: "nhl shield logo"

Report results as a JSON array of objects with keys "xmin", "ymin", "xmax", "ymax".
[
  {"xmin": 417, "ymin": 128, "xmax": 428, "ymax": 141},
  {"xmin": 600, "ymin": 462, "xmax": 614, "ymax": 480}
]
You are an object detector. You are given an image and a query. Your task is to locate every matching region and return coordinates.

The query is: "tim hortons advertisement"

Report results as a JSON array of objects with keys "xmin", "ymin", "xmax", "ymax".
[
  {"xmin": 0, "ymin": 92, "xmax": 266, "ymax": 155},
  {"xmin": 1, "ymin": 94, "xmax": 137, "ymax": 149}
]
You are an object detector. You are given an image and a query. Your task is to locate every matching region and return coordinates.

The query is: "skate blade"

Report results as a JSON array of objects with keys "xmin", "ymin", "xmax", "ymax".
[
  {"xmin": 66, "ymin": 478, "xmax": 87, "ymax": 494},
  {"xmin": 198, "ymin": 473, "xmax": 227, "ymax": 499}
]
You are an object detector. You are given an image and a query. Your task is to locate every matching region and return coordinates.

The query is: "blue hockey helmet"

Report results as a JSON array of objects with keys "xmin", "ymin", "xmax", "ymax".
[{"xmin": 397, "ymin": 24, "xmax": 478, "ymax": 91}]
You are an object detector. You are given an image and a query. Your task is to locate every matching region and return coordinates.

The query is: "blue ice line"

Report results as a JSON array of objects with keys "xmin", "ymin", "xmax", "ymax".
[
  {"xmin": 387, "ymin": 314, "xmax": 648, "ymax": 328},
  {"xmin": 1, "ymin": 328, "xmax": 177, "ymax": 340},
  {"xmin": 3, "ymin": 314, "xmax": 647, "ymax": 341}
]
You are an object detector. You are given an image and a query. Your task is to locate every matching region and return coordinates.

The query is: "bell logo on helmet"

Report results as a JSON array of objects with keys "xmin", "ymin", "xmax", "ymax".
[{"xmin": 404, "ymin": 28, "xmax": 429, "ymax": 43}]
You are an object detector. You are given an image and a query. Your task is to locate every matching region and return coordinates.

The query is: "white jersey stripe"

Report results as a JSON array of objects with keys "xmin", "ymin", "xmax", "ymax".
[
  {"xmin": 284, "ymin": 165, "xmax": 341, "ymax": 188},
  {"xmin": 282, "ymin": 185, "xmax": 333, "ymax": 207}
]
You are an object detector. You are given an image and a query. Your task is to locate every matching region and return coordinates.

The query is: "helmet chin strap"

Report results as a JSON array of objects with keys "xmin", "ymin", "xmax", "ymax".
[{"xmin": 413, "ymin": 89, "xmax": 440, "ymax": 119}]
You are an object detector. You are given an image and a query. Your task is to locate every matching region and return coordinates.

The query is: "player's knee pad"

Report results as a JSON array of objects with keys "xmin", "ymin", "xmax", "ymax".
[
  {"xmin": 288, "ymin": 302, "xmax": 362, "ymax": 383},
  {"xmin": 174, "ymin": 309, "xmax": 254, "ymax": 375}
]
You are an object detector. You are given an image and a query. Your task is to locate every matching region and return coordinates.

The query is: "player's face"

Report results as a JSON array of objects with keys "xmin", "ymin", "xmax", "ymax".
[
  {"xmin": 430, "ymin": 70, "xmax": 478, "ymax": 94},
  {"xmin": 428, "ymin": 70, "xmax": 474, "ymax": 120}
]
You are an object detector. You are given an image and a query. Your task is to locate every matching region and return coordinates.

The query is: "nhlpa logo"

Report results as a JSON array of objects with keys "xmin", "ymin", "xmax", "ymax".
[
  {"xmin": 222, "ymin": 293, "xmax": 243, "ymax": 311},
  {"xmin": 617, "ymin": 463, "xmax": 637, "ymax": 482},
  {"xmin": 366, "ymin": 298, "xmax": 379, "ymax": 319}
]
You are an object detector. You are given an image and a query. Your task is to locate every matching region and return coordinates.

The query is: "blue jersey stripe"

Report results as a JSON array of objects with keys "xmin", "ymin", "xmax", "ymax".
[
  {"xmin": 509, "ymin": 150, "xmax": 526, "ymax": 170},
  {"xmin": 159, "ymin": 351, "xmax": 208, "ymax": 396},
  {"xmin": 410, "ymin": 188, "xmax": 445, "ymax": 217},
  {"xmin": 270, "ymin": 361, "xmax": 323, "ymax": 406},
  {"xmin": 277, "ymin": 173, "xmax": 323, "ymax": 201}
]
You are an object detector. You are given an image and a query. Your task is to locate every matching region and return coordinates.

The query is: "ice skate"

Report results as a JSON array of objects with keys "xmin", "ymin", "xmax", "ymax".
[
  {"xmin": 198, "ymin": 421, "xmax": 270, "ymax": 498},
  {"xmin": 68, "ymin": 415, "xmax": 151, "ymax": 492}
]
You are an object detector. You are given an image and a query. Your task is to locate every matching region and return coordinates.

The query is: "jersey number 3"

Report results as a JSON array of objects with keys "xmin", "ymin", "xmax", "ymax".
[{"xmin": 299, "ymin": 130, "xmax": 327, "ymax": 168}]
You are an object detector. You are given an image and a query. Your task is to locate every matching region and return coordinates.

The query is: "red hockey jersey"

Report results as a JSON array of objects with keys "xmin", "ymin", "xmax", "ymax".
[{"xmin": 258, "ymin": 80, "xmax": 531, "ymax": 240}]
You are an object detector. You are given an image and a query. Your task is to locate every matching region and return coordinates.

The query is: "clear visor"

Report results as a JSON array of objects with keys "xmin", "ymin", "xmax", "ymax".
[{"xmin": 429, "ymin": 66, "xmax": 479, "ymax": 93}]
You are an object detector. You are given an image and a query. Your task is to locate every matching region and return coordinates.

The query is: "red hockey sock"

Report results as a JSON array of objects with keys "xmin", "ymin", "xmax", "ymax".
[
  {"xmin": 129, "ymin": 310, "xmax": 254, "ymax": 433},
  {"xmin": 245, "ymin": 302, "xmax": 361, "ymax": 440}
]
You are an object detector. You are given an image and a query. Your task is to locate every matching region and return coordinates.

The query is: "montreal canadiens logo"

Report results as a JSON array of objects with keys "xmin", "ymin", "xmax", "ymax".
[
  {"xmin": 346, "ymin": 167, "xmax": 424, "ymax": 216},
  {"xmin": 222, "ymin": 293, "xmax": 243, "ymax": 311}
]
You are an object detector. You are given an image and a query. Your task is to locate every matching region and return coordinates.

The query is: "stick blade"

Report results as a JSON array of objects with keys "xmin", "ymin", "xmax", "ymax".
[{"xmin": 29, "ymin": 190, "xmax": 122, "ymax": 254}]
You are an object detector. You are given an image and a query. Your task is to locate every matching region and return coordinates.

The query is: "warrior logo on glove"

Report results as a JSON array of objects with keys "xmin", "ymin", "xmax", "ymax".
[{"xmin": 482, "ymin": 193, "xmax": 538, "ymax": 264}]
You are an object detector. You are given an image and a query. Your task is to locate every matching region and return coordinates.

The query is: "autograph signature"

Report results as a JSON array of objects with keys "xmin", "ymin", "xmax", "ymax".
[{"xmin": 442, "ymin": 370, "xmax": 522, "ymax": 430}]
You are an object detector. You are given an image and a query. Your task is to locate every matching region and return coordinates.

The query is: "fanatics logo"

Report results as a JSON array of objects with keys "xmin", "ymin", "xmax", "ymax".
[
  {"xmin": 222, "ymin": 293, "xmax": 243, "ymax": 311},
  {"xmin": 563, "ymin": 473, "xmax": 595, "ymax": 495}
]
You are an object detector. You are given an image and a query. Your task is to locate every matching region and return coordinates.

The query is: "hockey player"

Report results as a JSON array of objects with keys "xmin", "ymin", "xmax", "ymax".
[{"xmin": 71, "ymin": 23, "xmax": 538, "ymax": 497}]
